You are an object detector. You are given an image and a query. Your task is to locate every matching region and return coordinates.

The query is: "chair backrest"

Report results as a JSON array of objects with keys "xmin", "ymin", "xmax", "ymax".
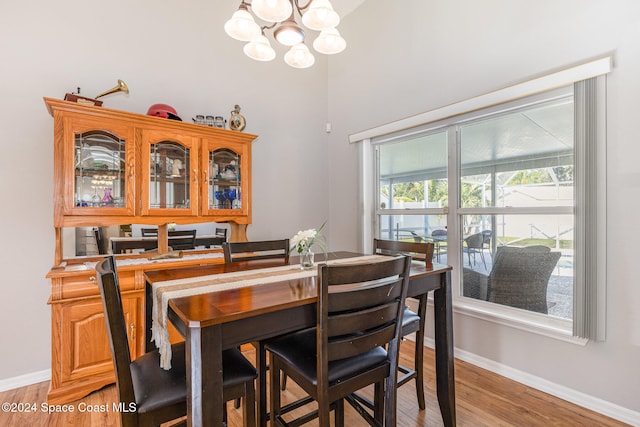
[
  {"xmin": 94, "ymin": 227, "xmax": 106, "ymax": 254},
  {"xmin": 215, "ymin": 227, "xmax": 228, "ymax": 241},
  {"xmin": 316, "ymin": 255, "xmax": 412, "ymax": 393},
  {"xmin": 481, "ymin": 229, "xmax": 492, "ymax": 246},
  {"xmin": 373, "ymin": 238, "xmax": 434, "ymax": 269},
  {"xmin": 168, "ymin": 229, "xmax": 197, "ymax": 250},
  {"xmin": 431, "ymin": 229, "xmax": 447, "ymax": 237},
  {"xmin": 465, "ymin": 232, "xmax": 484, "ymax": 249},
  {"xmin": 141, "ymin": 228, "xmax": 158, "ymax": 237},
  {"xmin": 487, "ymin": 246, "xmax": 561, "ymax": 313},
  {"xmin": 223, "ymin": 239, "xmax": 290, "ymax": 264},
  {"xmin": 95, "ymin": 256, "xmax": 136, "ymax": 407}
]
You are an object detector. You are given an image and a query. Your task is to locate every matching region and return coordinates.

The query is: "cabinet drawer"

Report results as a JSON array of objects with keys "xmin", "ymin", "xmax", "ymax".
[{"xmin": 52, "ymin": 270, "xmax": 136, "ymax": 300}]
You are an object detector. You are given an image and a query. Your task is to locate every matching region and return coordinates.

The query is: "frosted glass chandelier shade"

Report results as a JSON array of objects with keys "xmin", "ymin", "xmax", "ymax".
[
  {"xmin": 284, "ymin": 43, "xmax": 315, "ymax": 68},
  {"xmin": 313, "ymin": 27, "xmax": 346, "ymax": 54},
  {"xmin": 243, "ymin": 35, "xmax": 276, "ymax": 61},
  {"xmin": 302, "ymin": 0, "xmax": 340, "ymax": 31},
  {"xmin": 224, "ymin": 9, "xmax": 261, "ymax": 42},
  {"xmin": 274, "ymin": 19, "xmax": 305, "ymax": 46},
  {"xmin": 225, "ymin": 0, "xmax": 346, "ymax": 68},
  {"xmin": 251, "ymin": 0, "xmax": 292, "ymax": 23}
]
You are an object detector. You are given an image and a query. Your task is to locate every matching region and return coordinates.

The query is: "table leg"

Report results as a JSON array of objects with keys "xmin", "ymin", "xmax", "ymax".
[
  {"xmin": 433, "ymin": 270, "xmax": 456, "ymax": 427},
  {"xmin": 384, "ymin": 338, "xmax": 399, "ymax": 427},
  {"xmin": 256, "ymin": 341, "xmax": 268, "ymax": 427},
  {"xmin": 185, "ymin": 324, "xmax": 224, "ymax": 426}
]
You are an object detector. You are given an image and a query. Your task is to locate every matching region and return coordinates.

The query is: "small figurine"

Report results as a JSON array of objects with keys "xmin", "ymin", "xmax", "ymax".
[
  {"xmin": 209, "ymin": 162, "xmax": 219, "ymax": 178},
  {"xmin": 172, "ymin": 159, "xmax": 182, "ymax": 176},
  {"xmin": 229, "ymin": 104, "xmax": 246, "ymax": 132},
  {"xmin": 101, "ymin": 188, "xmax": 113, "ymax": 205}
]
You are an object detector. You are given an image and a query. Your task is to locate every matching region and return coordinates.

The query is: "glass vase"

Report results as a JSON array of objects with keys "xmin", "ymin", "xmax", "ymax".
[{"xmin": 299, "ymin": 245, "xmax": 314, "ymax": 270}]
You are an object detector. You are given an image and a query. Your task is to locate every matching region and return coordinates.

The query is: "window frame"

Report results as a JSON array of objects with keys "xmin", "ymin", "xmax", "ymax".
[{"xmin": 356, "ymin": 59, "xmax": 609, "ymax": 342}]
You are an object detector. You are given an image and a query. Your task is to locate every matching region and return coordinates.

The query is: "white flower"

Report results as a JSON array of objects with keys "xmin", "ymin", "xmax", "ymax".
[
  {"xmin": 290, "ymin": 223, "xmax": 327, "ymax": 254},
  {"xmin": 290, "ymin": 228, "xmax": 317, "ymax": 252}
]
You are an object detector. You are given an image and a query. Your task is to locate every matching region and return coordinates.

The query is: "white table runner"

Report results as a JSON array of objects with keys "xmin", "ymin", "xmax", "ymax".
[{"xmin": 152, "ymin": 255, "xmax": 384, "ymax": 369}]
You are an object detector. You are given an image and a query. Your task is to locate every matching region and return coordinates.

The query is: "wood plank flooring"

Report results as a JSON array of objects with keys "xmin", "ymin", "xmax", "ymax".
[{"xmin": 0, "ymin": 341, "xmax": 628, "ymax": 426}]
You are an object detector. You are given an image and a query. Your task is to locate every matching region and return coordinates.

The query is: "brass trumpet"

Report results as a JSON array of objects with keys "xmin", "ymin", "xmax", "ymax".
[{"xmin": 95, "ymin": 79, "xmax": 129, "ymax": 99}]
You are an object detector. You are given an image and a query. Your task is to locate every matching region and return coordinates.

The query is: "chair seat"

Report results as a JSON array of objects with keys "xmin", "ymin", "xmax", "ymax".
[
  {"xmin": 402, "ymin": 307, "xmax": 420, "ymax": 333},
  {"xmin": 131, "ymin": 342, "xmax": 257, "ymax": 413},
  {"xmin": 131, "ymin": 342, "xmax": 187, "ymax": 414},
  {"xmin": 265, "ymin": 328, "xmax": 389, "ymax": 386}
]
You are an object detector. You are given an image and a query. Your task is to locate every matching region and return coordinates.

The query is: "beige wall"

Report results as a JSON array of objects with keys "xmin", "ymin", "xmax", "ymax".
[{"xmin": 0, "ymin": 0, "xmax": 330, "ymax": 383}]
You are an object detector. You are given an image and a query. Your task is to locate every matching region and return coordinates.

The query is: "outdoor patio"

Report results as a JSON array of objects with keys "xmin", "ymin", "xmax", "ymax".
[{"xmin": 440, "ymin": 249, "xmax": 573, "ymax": 320}]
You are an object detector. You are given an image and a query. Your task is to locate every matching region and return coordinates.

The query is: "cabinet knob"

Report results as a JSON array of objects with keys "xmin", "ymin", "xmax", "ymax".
[
  {"xmin": 129, "ymin": 162, "xmax": 134, "ymax": 177},
  {"xmin": 89, "ymin": 276, "xmax": 96, "ymax": 282},
  {"xmin": 193, "ymin": 169, "xmax": 198, "ymax": 183},
  {"xmin": 129, "ymin": 323, "xmax": 135, "ymax": 341}
]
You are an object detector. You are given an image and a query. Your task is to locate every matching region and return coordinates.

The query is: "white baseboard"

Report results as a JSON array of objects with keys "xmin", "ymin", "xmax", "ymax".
[
  {"xmin": 421, "ymin": 337, "xmax": 640, "ymax": 426},
  {"xmin": 0, "ymin": 370, "xmax": 51, "ymax": 393}
]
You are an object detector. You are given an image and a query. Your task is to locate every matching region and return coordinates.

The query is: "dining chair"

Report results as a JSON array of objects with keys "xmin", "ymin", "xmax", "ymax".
[
  {"xmin": 168, "ymin": 229, "xmax": 197, "ymax": 250},
  {"xmin": 140, "ymin": 228, "xmax": 196, "ymax": 251},
  {"xmin": 223, "ymin": 238, "xmax": 291, "ymax": 409},
  {"xmin": 95, "ymin": 256, "xmax": 258, "ymax": 427},
  {"xmin": 93, "ymin": 227, "xmax": 106, "ymax": 255},
  {"xmin": 140, "ymin": 228, "xmax": 157, "ymax": 237},
  {"xmin": 223, "ymin": 239, "xmax": 290, "ymax": 264},
  {"xmin": 215, "ymin": 227, "xmax": 228, "ymax": 241},
  {"xmin": 266, "ymin": 255, "xmax": 412, "ymax": 427},
  {"xmin": 373, "ymin": 238, "xmax": 434, "ymax": 410}
]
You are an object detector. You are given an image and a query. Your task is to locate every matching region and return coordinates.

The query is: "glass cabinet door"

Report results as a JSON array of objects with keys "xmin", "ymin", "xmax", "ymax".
[
  {"xmin": 201, "ymin": 140, "xmax": 249, "ymax": 217},
  {"xmin": 141, "ymin": 130, "xmax": 199, "ymax": 216},
  {"xmin": 64, "ymin": 117, "xmax": 135, "ymax": 216}
]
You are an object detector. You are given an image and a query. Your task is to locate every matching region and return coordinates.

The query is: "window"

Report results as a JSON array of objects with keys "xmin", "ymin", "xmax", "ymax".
[
  {"xmin": 357, "ymin": 58, "xmax": 609, "ymax": 340},
  {"xmin": 376, "ymin": 131, "xmax": 448, "ymax": 249},
  {"xmin": 458, "ymin": 96, "xmax": 575, "ymax": 320}
]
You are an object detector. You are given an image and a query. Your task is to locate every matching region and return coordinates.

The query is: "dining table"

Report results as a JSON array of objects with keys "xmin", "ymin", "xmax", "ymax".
[{"xmin": 144, "ymin": 251, "xmax": 456, "ymax": 427}]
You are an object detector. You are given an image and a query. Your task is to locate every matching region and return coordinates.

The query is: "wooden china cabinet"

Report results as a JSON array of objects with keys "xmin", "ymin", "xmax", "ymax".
[{"xmin": 44, "ymin": 98, "xmax": 257, "ymax": 404}]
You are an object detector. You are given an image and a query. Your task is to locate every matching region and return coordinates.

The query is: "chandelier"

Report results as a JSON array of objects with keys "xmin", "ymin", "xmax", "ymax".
[{"xmin": 224, "ymin": 0, "xmax": 347, "ymax": 69}]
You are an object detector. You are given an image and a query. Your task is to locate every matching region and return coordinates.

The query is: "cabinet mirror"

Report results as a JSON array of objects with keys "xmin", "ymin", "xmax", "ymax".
[{"xmin": 60, "ymin": 223, "xmax": 229, "ymax": 260}]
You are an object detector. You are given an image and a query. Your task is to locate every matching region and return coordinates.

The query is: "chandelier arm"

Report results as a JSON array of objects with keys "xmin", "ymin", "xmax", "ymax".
[
  {"xmin": 295, "ymin": 0, "xmax": 314, "ymax": 13},
  {"xmin": 284, "ymin": 1, "xmax": 296, "ymax": 22},
  {"xmin": 261, "ymin": 22, "xmax": 278, "ymax": 31}
]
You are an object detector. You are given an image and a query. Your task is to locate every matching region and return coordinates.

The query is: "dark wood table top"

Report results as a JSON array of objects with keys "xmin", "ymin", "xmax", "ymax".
[
  {"xmin": 144, "ymin": 251, "xmax": 455, "ymax": 427},
  {"xmin": 146, "ymin": 252, "xmax": 450, "ymax": 327}
]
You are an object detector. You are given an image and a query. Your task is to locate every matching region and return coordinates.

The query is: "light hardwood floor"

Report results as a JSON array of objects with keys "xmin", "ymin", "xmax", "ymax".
[{"xmin": 0, "ymin": 341, "xmax": 628, "ymax": 426}]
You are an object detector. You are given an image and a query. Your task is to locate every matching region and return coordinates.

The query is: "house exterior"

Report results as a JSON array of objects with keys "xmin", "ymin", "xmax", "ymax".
[{"xmin": 0, "ymin": 0, "xmax": 638, "ymax": 423}]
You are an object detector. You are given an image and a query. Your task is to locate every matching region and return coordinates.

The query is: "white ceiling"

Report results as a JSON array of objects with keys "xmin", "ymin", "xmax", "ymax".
[{"xmin": 333, "ymin": 0, "xmax": 367, "ymax": 18}]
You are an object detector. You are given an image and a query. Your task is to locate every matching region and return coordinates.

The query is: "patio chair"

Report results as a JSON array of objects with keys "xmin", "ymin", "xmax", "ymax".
[
  {"xmin": 430, "ymin": 229, "xmax": 447, "ymax": 262},
  {"xmin": 463, "ymin": 245, "xmax": 561, "ymax": 314},
  {"xmin": 481, "ymin": 229, "xmax": 492, "ymax": 249},
  {"xmin": 463, "ymin": 232, "xmax": 486, "ymax": 269}
]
